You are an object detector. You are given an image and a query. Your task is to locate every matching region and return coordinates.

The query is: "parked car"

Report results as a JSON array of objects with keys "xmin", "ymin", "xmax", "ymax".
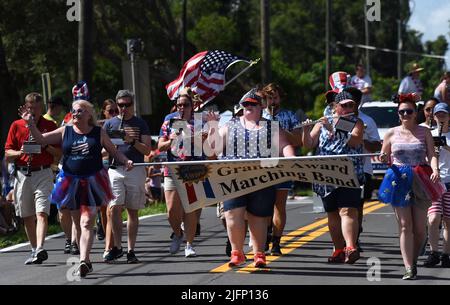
[
  {"xmin": 360, "ymin": 100, "xmax": 426, "ymax": 177},
  {"xmin": 360, "ymin": 101, "xmax": 398, "ymax": 179}
]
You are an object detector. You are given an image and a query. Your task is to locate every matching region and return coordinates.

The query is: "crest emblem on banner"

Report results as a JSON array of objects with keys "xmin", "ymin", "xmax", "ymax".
[{"xmin": 175, "ymin": 164, "xmax": 211, "ymax": 184}]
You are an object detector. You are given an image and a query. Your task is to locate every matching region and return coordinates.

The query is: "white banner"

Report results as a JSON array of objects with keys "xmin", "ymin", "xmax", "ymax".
[{"xmin": 167, "ymin": 156, "xmax": 361, "ymax": 213}]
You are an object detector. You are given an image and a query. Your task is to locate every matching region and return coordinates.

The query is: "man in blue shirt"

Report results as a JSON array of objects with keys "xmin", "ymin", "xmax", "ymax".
[{"xmin": 103, "ymin": 90, "xmax": 151, "ymax": 264}]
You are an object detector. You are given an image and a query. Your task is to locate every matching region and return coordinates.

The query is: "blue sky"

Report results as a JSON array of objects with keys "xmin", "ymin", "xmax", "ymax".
[{"xmin": 407, "ymin": 0, "xmax": 450, "ymax": 68}]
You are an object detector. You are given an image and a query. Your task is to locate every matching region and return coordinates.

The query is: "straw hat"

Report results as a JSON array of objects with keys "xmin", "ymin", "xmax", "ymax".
[{"xmin": 409, "ymin": 63, "xmax": 424, "ymax": 74}]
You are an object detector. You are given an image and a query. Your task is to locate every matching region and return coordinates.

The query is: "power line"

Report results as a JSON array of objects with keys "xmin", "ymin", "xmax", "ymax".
[{"xmin": 335, "ymin": 41, "xmax": 448, "ymax": 60}]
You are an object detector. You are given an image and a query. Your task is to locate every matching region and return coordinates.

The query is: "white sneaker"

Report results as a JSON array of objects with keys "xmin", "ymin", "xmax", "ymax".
[
  {"xmin": 185, "ymin": 244, "xmax": 197, "ymax": 257},
  {"xmin": 170, "ymin": 233, "xmax": 184, "ymax": 254}
]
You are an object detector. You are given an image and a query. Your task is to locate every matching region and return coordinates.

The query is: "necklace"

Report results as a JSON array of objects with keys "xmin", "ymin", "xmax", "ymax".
[{"xmin": 243, "ymin": 117, "xmax": 259, "ymax": 130}]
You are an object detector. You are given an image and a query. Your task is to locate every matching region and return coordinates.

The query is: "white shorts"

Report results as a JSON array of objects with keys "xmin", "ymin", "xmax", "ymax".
[
  {"xmin": 163, "ymin": 176, "xmax": 177, "ymax": 191},
  {"xmin": 108, "ymin": 167, "xmax": 147, "ymax": 210},
  {"xmin": 14, "ymin": 168, "xmax": 53, "ymax": 218}
]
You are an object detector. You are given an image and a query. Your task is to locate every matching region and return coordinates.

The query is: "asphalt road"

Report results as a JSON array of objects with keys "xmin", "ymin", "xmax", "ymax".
[{"xmin": 1, "ymin": 197, "xmax": 450, "ymax": 286}]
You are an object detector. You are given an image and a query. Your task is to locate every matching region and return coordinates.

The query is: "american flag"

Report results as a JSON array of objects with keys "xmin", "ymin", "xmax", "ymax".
[{"xmin": 166, "ymin": 50, "xmax": 250, "ymax": 107}]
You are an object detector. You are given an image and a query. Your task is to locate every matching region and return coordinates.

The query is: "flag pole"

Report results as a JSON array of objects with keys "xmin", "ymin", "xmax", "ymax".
[
  {"xmin": 224, "ymin": 58, "xmax": 260, "ymax": 87},
  {"xmin": 195, "ymin": 58, "xmax": 260, "ymax": 111}
]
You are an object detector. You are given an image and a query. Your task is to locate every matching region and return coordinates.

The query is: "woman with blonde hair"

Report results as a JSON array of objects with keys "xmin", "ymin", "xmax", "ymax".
[
  {"xmin": 158, "ymin": 87, "xmax": 204, "ymax": 257},
  {"xmin": 19, "ymin": 100, "xmax": 133, "ymax": 278}
]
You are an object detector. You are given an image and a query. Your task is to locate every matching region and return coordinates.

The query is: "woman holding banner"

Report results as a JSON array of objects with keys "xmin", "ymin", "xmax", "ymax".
[
  {"xmin": 158, "ymin": 87, "xmax": 203, "ymax": 258},
  {"xmin": 302, "ymin": 87, "xmax": 365, "ymax": 266},
  {"xmin": 378, "ymin": 93, "xmax": 442, "ymax": 280},
  {"xmin": 206, "ymin": 88, "xmax": 295, "ymax": 268}
]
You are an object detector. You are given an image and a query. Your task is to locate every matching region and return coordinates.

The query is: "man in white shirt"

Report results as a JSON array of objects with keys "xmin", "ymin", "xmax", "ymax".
[
  {"xmin": 398, "ymin": 63, "xmax": 424, "ymax": 98},
  {"xmin": 357, "ymin": 103, "xmax": 381, "ymax": 252},
  {"xmin": 351, "ymin": 64, "xmax": 372, "ymax": 105}
]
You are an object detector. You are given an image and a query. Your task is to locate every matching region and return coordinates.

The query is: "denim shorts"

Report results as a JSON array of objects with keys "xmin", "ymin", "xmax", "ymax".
[
  {"xmin": 223, "ymin": 186, "xmax": 276, "ymax": 217},
  {"xmin": 322, "ymin": 187, "xmax": 363, "ymax": 213}
]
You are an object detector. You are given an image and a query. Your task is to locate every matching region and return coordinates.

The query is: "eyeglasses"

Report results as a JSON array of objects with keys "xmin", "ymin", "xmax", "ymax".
[
  {"xmin": 339, "ymin": 102, "xmax": 355, "ymax": 109},
  {"xmin": 424, "ymin": 108, "xmax": 433, "ymax": 113},
  {"xmin": 117, "ymin": 103, "xmax": 133, "ymax": 108},
  {"xmin": 176, "ymin": 103, "xmax": 191, "ymax": 109},
  {"xmin": 107, "ymin": 109, "xmax": 119, "ymax": 115},
  {"xmin": 71, "ymin": 108, "xmax": 85, "ymax": 115},
  {"xmin": 241, "ymin": 102, "xmax": 259, "ymax": 107},
  {"xmin": 398, "ymin": 109, "xmax": 415, "ymax": 116}
]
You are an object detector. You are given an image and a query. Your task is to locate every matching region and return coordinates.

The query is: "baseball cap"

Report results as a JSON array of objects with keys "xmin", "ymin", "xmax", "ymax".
[
  {"xmin": 434, "ymin": 102, "xmax": 449, "ymax": 114},
  {"xmin": 239, "ymin": 88, "xmax": 262, "ymax": 105}
]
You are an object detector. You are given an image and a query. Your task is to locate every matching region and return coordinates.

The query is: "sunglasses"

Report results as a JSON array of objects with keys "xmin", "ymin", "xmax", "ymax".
[
  {"xmin": 107, "ymin": 109, "xmax": 119, "ymax": 115},
  {"xmin": 241, "ymin": 102, "xmax": 259, "ymax": 107},
  {"xmin": 71, "ymin": 108, "xmax": 85, "ymax": 115},
  {"xmin": 339, "ymin": 102, "xmax": 355, "ymax": 109},
  {"xmin": 398, "ymin": 109, "xmax": 415, "ymax": 116},
  {"xmin": 176, "ymin": 103, "xmax": 191, "ymax": 109},
  {"xmin": 117, "ymin": 103, "xmax": 133, "ymax": 108}
]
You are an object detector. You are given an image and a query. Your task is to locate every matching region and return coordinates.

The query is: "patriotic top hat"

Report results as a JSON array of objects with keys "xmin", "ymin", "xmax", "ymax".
[{"xmin": 72, "ymin": 81, "xmax": 90, "ymax": 101}]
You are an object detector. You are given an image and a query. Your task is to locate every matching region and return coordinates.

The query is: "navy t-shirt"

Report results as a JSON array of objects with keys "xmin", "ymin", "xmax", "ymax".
[
  {"xmin": 103, "ymin": 116, "xmax": 151, "ymax": 164},
  {"xmin": 62, "ymin": 125, "xmax": 103, "ymax": 176}
]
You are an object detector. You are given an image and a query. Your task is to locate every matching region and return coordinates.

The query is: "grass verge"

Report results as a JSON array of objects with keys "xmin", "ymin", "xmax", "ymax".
[{"xmin": 0, "ymin": 201, "xmax": 167, "ymax": 249}]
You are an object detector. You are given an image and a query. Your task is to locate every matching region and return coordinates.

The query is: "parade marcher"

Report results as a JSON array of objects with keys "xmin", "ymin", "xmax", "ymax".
[
  {"xmin": 350, "ymin": 64, "xmax": 373, "ymax": 105},
  {"xmin": 158, "ymin": 87, "xmax": 203, "ymax": 257},
  {"xmin": 419, "ymin": 98, "xmax": 439, "ymax": 129},
  {"xmin": 103, "ymin": 90, "xmax": 151, "ymax": 264},
  {"xmin": 357, "ymin": 98, "xmax": 381, "ymax": 252},
  {"xmin": 303, "ymin": 87, "xmax": 365, "ymax": 265},
  {"xmin": 18, "ymin": 98, "xmax": 133, "ymax": 277},
  {"xmin": 398, "ymin": 63, "xmax": 424, "ymax": 99},
  {"xmin": 43, "ymin": 96, "xmax": 65, "ymax": 125},
  {"xmin": 98, "ymin": 99, "xmax": 119, "ymax": 126},
  {"xmin": 434, "ymin": 72, "xmax": 450, "ymax": 105},
  {"xmin": 96, "ymin": 98, "xmax": 118, "ymax": 242},
  {"xmin": 423, "ymin": 102, "xmax": 450, "ymax": 268},
  {"xmin": 378, "ymin": 93, "xmax": 442, "ymax": 280},
  {"xmin": 206, "ymin": 88, "xmax": 296, "ymax": 268},
  {"xmin": 59, "ymin": 83, "xmax": 91, "ymax": 255},
  {"xmin": 5, "ymin": 93, "xmax": 60, "ymax": 265},
  {"xmin": 262, "ymin": 83, "xmax": 302, "ymax": 256}
]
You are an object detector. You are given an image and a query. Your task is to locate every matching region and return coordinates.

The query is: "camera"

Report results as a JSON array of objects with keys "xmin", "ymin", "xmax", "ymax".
[
  {"xmin": 107, "ymin": 129, "xmax": 126, "ymax": 146},
  {"xmin": 22, "ymin": 141, "xmax": 42, "ymax": 154},
  {"xmin": 127, "ymin": 39, "xmax": 144, "ymax": 56},
  {"xmin": 170, "ymin": 118, "xmax": 187, "ymax": 135},
  {"xmin": 107, "ymin": 129, "xmax": 126, "ymax": 139}
]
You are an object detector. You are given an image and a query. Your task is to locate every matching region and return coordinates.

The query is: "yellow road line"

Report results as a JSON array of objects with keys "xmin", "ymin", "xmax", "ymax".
[
  {"xmin": 238, "ymin": 202, "xmax": 386, "ymax": 273},
  {"xmin": 209, "ymin": 201, "xmax": 385, "ymax": 273}
]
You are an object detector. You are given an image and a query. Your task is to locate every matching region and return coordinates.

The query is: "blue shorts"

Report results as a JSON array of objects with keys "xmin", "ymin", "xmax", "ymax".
[
  {"xmin": 322, "ymin": 187, "xmax": 363, "ymax": 213},
  {"xmin": 276, "ymin": 181, "xmax": 293, "ymax": 190},
  {"xmin": 223, "ymin": 186, "xmax": 276, "ymax": 217}
]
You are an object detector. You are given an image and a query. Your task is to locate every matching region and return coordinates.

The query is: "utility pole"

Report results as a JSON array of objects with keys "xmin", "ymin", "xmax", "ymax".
[
  {"xmin": 364, "ymin": 2, "xmax": 370, "ymax": 75},
  {"xmin": 127, "ymin": 39, "xmax": 144, "ymax": 117},
  {"xmin": 325, "ymin": 0, "xmax": 331, "ymax": 90},
  {"xmin": 397, "ymin": 0, "xmax": 403, "ymax": 80},
  {"xmin": 261, "ymin": 0, "xmax": 271, "ymax": 83},
  {"xmin": 181, "ymin": 0, "xmax": 187, "ymax": 66},
  {"xmin": 78, "ymin": 0, "xmax": 93, "ymax": 90}
]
